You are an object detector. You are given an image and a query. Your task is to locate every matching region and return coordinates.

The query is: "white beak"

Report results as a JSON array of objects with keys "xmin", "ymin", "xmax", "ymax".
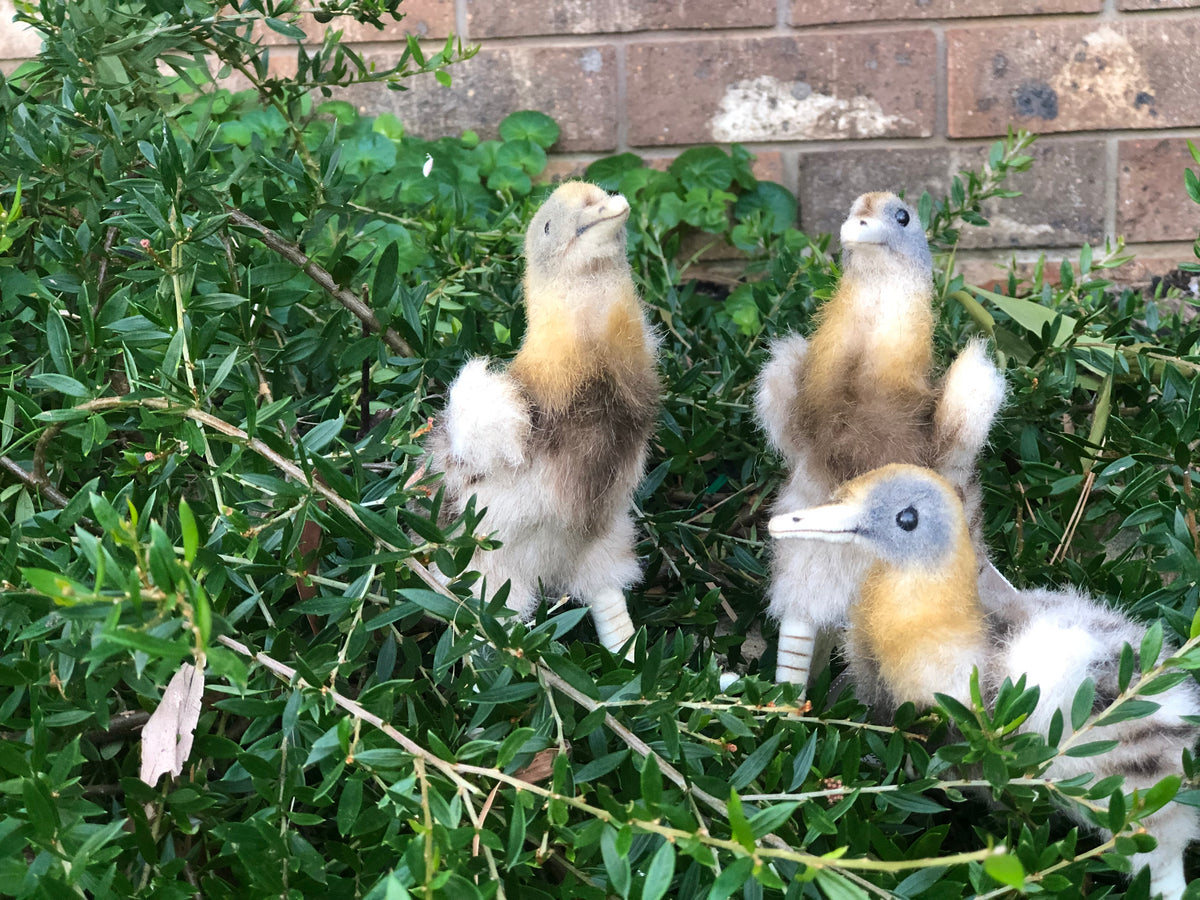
[
  {"xmin": 577, "ymin": 193, "xmax": 630, "ymax": 235},
  {"xmin": 768, "ymin": 500, "xmax": 864, "ymax": 542},
  {"xmin": 839, "ymin": 214, "xmax": 887, "ymax": 247}
]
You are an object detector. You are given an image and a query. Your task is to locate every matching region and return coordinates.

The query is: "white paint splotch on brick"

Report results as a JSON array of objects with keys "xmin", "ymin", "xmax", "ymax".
[
  {"xmin": 710, "ymin": 75, "xmax": 913, "ymax": 142},
  {"xmin": 579, "ymin": 48, "xmax": 604, "ymax": 73},
  {"xmin": 1050, "ymin": 25, "xmax": 1153, "ymax": 117}
]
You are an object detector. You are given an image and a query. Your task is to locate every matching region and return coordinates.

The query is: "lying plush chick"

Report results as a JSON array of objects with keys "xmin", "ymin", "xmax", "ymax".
[
  {"xmin": 429, "ymin": 182, "xmax": 661, "ymax": 656},
  {"xmin": 757, "ymin": 191, "xmax": 1005, "ymax": 686},
  {"xmin": 770, "ymin": 463, "xmax": 1200, "ymax": 900}
]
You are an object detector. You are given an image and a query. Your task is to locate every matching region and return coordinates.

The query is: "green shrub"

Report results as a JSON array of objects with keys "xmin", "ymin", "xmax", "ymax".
[{"xmin": 1, "ymin": 2, "xmax": 1199, "ymax": 897}]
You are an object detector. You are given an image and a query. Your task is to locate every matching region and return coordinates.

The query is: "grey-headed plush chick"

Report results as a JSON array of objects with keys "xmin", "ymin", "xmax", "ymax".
[{"xmin": 770, "ymin": 463, "xmax": 1200, "ymax": 900}]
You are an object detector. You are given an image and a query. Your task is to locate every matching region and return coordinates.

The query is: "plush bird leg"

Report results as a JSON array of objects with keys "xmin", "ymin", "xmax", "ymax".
[
  {"xmin": 588, "ymin": 586, "xmax": 637, "ymax": 660},
  {"xmin": 775, "ymin": 616, "xmax": 819, "ymax": 685}
]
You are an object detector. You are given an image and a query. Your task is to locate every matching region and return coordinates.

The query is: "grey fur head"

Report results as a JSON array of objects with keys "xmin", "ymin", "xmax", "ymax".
[
  {"xmin": 839, "ymin": 192, "xmax": 931, "ymax": 275},
  {"xmin": 847, "ymin": 467, "xmax": 958, "ymax": 568},
  {"xmin": 524, "ymin": 181, "xmax": 630, "ymax": 279},
  {"xmin": 769, "ymin": 465, "xmax": 965, "ymax": 570}
]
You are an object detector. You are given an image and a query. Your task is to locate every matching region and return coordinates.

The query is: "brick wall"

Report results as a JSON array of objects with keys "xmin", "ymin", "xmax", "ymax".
[
  {"xmin": 355, "ymin": 0, "xmax": 1200, "ymax": 283},
  {"xmin": 4, "ymin": 0, "xmax": 1200, "ymax": 281}
]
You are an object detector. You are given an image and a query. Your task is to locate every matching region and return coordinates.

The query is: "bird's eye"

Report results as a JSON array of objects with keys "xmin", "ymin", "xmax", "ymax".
[
  {"xmin": 544, "ymin": 220, "xmax": 551, "ymax": 235},
  {"xmin": 896, "ymin": 506, "xmax": 918, "ymax": 531},
  {"xmin": 894, "ymin": 208, "xmax": 910, "ymax": 227}
]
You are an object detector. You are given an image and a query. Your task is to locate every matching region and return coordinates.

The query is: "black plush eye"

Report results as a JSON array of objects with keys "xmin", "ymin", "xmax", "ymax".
[
  {"xmin": 894, "ymin": 208, "xmax": 910, "ymax": 227},
  {"xmin": 896, "ymin": 506, "xmax": 918, "ymax": 531},
  {"xmin": 544, "ymin": 220, "xmax": 551, "ymax": 235}
]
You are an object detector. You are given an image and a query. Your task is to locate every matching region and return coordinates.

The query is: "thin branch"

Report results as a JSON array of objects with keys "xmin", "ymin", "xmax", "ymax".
[
  {"xmin": 225, "ymin": 208, "xmax": 415, "ymax": 358},
  {"xmin": 215, "ymin": 633, "xmax": 480, "ymax": 798},
  {"xmin": 92, "ymin": 225, "xmax": 120, "ymax": 319},
  {"xmin": 1, "ymin": 454, "xmax": 79, "ymax": 512},
  {"xmin": 84, "ymin": 710, "xmax": 151, "ymax": 744},
  {"xmin": 535, "ymin": 665, "xmax": 729, "ymax": 816},
  {"xmin": 31, "ymin": 396, "xmax": 449, "ymax": 595}
]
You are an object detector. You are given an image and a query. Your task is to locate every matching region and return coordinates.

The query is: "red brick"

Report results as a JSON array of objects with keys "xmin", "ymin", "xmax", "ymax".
[
  {"xmin": 260, "ymin": 0, "xmax": 454, "ymax": 44},
  {"xmin": 948, "ymin": 19, "xmax": 1200, "ymax": 138},
  {"xmin": 797, "ymin": 140, "xmax": 1105, "ymax": 250},
  {"xmin": 1117, "ymin": 139, "xmax": 1200, "ymax": 243},
  {"xmin": 792, "ymin": 0, "xmax": 1098, "ymax": 26},
  {"xmin": 0, "ymin": 0, "xmax": 42, "ymax": 60},
  {"xmin": 626, "ymin": 33, "xmax": 935, "ymax": 147},
  {"xmin": 1119, "ymin": 0, "xmax": 1200, "ymax": 9},
  {"xmin": 340, "ymin": 45, "xmax": 618, "ymax": 152},
  {"xmin": 469, "ymin": 0, "xmax": 774, "ymax": 39}
]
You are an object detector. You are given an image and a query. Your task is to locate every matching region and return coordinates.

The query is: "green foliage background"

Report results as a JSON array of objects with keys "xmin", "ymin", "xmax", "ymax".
[{"xmin": 2, "ymin": 1, "xmax": 1200, "ymax": 898}]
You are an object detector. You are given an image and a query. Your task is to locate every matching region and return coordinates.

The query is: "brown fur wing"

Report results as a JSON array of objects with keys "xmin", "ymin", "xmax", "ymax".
[
  {"xmin": 791, "ymin": 353, "xmax": 938, "ymax": 484},
  {"xmin": 527, "ymin": 365, "xmax": 661, "ymax": 530}
]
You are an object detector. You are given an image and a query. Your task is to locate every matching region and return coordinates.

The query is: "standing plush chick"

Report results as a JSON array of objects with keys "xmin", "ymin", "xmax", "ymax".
[
  {"xmin": 429, "ymin": 182, "xmax": 661, "ymax": 656},
  {"xmin": 770, "ymin": 464, "xmax": 1200, "ymax": 900},
  {"xmin": 756, "ymin": 192, "xmax": 1005, "ymax": 686}
]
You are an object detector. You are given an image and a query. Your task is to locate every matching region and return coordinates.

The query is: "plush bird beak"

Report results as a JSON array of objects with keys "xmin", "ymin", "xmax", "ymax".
[
  {"xmin": 575, "ymin": 193, "xmax": 630, "ymax": 236},
  {"xmin": 768, "ymin": 498, "xmax": 864, "ymax": 543},
  {"xmin": 839, "ymin": 213, "xmax": 887, "ymax": 247}
]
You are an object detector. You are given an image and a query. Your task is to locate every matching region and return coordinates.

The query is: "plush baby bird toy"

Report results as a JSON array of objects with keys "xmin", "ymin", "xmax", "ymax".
[
  {"xmin": 757, "ymin": 192, "xmax": 1005, "ymax": 686},
  {"xmin": 770, "ymin": 464, "xmax": 1200, "ymax": 900},
  {"xmin": 429, "ymin": 182, "xmax": 661, "ymax": 656}
]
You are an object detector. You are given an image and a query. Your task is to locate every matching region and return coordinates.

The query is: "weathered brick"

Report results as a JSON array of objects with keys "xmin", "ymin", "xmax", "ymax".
[
  {"xmin": 791, "ymin": 0, "xmax": 1098, "ymax": 27},
  {"xmin": 0, "ymin": 0, "xmax": 42, "ymax": 60},
  {"xmin": 469, "ymin": 0, "xmax": 774, "ymax": 39},
  {"xmin": 626, "ymin": 33, "xmax": 935, "ymax": 146},
  {"xmin": 948, "ymin": 19, "xmax": 1200, "ymax": 137},
  {"xmin": 1119, "ymin": 0, "xmax": 1200, "ymax": 9},
  {"xmin": 340, "ymin": 45, "xmax": 618, "ymax": 152},
  {"xmin": 796, "ymin": 140, "xmax": 1105, "ymax": 249},
  {"xmin": 260, "ymin": 0, "xmax": 454, "ymax": 44},
  {"xmin": 1117, "ymin": 138, "xmax": 1200, "ymax": 243}
]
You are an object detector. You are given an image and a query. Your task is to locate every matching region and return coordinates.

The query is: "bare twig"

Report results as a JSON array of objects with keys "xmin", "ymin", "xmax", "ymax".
[
  {"xmin": 225, "ymin": 208, "xmax": 415, "ymax": 358},
  {"xmin": 1049, "ymin": 466, "xmax": 1096, "ymax": 566},
  {"xmin": 30, "ymin": 396, "xmax": 449, "ymax": 595},
  {"xmin": 92, "ymin": 225, "xmax": 120, "ymax": 319},
  {"xmin": 84, "ymin": 710, "xmax": 151, "ymax": 744},
  {"xmin": 215, "ymin": 633, "xmax": 480, "ymax": 797},
  {"xmin": 1, "ymin": 454, "xmax": 81, "ymax": 514}
]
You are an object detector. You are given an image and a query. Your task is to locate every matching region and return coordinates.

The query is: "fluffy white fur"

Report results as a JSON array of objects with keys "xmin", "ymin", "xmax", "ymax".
[
  {"xmin": 443, "ymin": 359, "xmax": 531, "ymax": 472},
  {"xmin": 999, "ymin": 587, "xmax": 1200, "ymax": 900},
  {"xmin": 435, "ymin": 386, "xmax": 644, "ymax": 630}
]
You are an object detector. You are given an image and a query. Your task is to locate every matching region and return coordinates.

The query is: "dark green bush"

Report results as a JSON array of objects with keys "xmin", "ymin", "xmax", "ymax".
[{"xmin": 1, "ymin": 2, "xmax": 1199, "ymax": 897}]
